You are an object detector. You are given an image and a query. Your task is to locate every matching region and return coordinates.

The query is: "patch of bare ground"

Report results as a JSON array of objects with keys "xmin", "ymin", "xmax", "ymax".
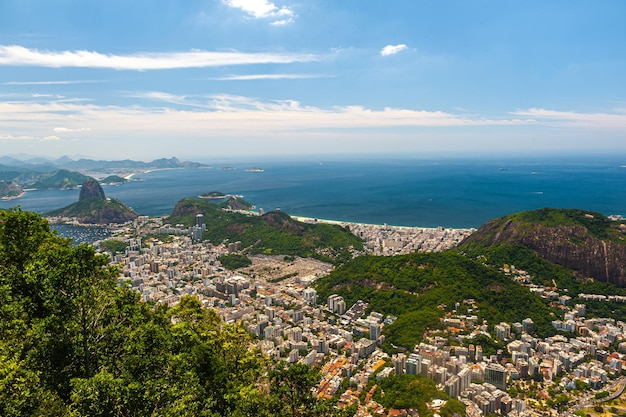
[{"xmin": 241, "ymin": 255, "xmax": 333, "ymax": 284}]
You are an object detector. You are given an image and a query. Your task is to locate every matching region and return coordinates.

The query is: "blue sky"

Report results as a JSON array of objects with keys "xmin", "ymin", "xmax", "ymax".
[{"xmin": 1, "ymin": 0, "xmax": 625, "ymax": 160}]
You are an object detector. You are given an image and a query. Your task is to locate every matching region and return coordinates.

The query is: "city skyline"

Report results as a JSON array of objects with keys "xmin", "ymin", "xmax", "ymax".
[{"xmin": 1, "ymin": 0, "xmax": 625, "ymax": 160}]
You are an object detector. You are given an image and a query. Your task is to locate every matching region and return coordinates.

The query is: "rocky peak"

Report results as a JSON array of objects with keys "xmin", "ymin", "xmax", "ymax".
[
  {"xmin": 460, "ymin": 208, "xmax": 626, "ymax": 287},
  {"xmin": 79, "ymin": 178, "xmax": 106, "ymax": 201}
]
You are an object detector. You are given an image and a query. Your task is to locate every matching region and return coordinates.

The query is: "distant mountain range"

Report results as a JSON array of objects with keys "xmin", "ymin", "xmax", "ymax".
[
  {"xmin": 0, "ymin": 155, "xmax": 208, "ymax": 196},
  {"xmin": 0, "ymin": 155, "xmax": 207, "ymax": 173}
]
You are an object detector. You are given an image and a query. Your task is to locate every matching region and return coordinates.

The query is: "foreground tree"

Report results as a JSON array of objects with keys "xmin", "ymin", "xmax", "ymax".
[{"xmin": 0, "ymin": 209, "xmax": 346, "ymax": 417}]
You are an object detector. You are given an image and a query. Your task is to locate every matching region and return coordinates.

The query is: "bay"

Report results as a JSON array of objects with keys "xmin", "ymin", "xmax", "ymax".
[{"xmin": 2, "ymin": 155, "xmax": 625, "ymax": 229}]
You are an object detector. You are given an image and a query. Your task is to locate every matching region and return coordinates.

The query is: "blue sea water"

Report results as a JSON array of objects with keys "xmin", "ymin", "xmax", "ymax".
[{"xmin": 2, "ymin": 155, "xmax": 626, "ymax": 229}]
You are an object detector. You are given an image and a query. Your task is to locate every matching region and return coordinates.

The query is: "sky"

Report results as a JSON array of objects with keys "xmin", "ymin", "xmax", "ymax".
[{"xmin": 1, "ymin": 0, "xmax": 625, "ymax": 161}]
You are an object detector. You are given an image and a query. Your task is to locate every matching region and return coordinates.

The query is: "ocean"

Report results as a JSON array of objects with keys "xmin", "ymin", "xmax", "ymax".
[{"xmin": 2, "ymin": 155, "xmax": 626, "ymax": 229}]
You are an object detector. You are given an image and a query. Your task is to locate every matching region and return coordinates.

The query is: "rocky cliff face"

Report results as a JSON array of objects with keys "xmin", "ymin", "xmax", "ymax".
[
  {"xmin": 461, "ymin": 211, "xmax": 626, "ymax": 287},
  {"xmin": 79, "ymin": 178, "xmax": 106, "ymax": 201}
]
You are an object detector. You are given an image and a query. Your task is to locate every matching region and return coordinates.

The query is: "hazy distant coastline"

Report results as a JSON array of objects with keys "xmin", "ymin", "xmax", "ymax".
[{"xmin": 3, "ymin": 156, "xmax": 625, "ymax": 229}]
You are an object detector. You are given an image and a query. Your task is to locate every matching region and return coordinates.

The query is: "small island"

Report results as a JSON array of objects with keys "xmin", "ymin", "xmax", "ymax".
[
  {"xmin": 99, "ymin": 175, "xmax": 128, "ymax": 185},
  {"xmin": 199, "ymin": 191, "xmax": 228, "ymax": 199},
  {"xmin": 245, "ymin": 168, "xmax": 264, "ymax": 173}
]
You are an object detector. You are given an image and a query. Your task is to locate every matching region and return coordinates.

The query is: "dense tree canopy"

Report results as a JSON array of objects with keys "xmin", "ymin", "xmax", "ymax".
[
  {"xmin": 0, "ymin": 208, "xmax": 341, "ymax": 416},
  {"xmin": 315, "ymin": 251, "xmax": 557, "ymax": 349}
]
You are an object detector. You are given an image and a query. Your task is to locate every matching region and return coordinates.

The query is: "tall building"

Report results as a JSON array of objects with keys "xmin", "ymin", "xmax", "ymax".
[
  {"xmin": 494, "ymin": 322, "xmax": 511, "ymax": 341},
  {"xmin": 370, "ymin": 323, "xmax": 381, "ymax": 340},
  {"xmin": 328, "ymin": 294, "xmax": 344, "ymax": 313},
  {"xmin": 485, "ymin": 363, "xmax": 507, "ymax": 390},
  {"xmin": 522, "ymin": 318, "xmax": 534, "ymax": 334},
  {"xmin": 303, "ymin": 288, "xmax": 318, "ymax": 306},
  {"xmin": 393, "ymin": 353, "xmax": 407, "ymax": 375},
  {"xmin": 336, "ymin": 299, "xmax": 346, "ymax": 315},
  {"xmin": 195, "ymin": 213, "xmax": 205, "ymax": 229}
]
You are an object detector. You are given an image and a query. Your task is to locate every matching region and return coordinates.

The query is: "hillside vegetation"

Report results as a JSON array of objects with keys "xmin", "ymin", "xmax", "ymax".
[
  {"xmin": 458, "ymin": 243, "xmax": 626, "ymax": 320},
  {"xmin": 0, "ymin": 208, "xmax": 350, "ymax": 417},
  {"xmin": 167, "ymin": 198, "xmax": 364, "ymax": 264},
  {"xmin": 28, "ymin": 169, "xmax": 89, "ymax": 189},
  {"xmin": 460, "ymin": 208, "xmax": 626, "ymax": 286},
  {"xmin": 314, "ymin": 251, "xmax": 556, "ymax": 349},
  {"xmin": 0, "ymin": 180, "xmax": 23, "ymax": 198},
  {"xmin": 46, "ymin": 178, "xmax": 137, "ymax": 224}
]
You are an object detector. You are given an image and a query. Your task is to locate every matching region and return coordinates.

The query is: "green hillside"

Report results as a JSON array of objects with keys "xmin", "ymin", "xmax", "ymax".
[
  {"xmin": 459, "ymin": 207, "xmax": 626, "ymax": 287},
  {"xmin": 167, "ymin": 198, "xmax": 364, "ymax": 264},
  {"xmin": 28, "ymin": 169, "xmax": 89, "ymax": 189},
  {"xmin": 314, "ymin": 251, "xmax": 556, "ymax": 349},
  {"xmin": 99, "ymin": 175, "xmax": 127, "ymax": 185},
  {"xmin": 46, "ymin": 197, "xmax": 137, "ymax": 224},
  {"xmin": 479, "ymin": 208, "xmax": 626, "ymax": 244},
  {"xmin": 458, "ymin": 243, "xmax": 626, "ymax": 320},
  {"xmin": 0, "ymin": 180, "xmax": 23, "ymax": 198}
]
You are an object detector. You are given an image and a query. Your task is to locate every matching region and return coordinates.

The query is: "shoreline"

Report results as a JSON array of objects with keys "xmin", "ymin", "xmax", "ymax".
[
  {"xmin": 0, "ymin": 190, "xmax": 25, "ymax": 201},
  {"xmin": 291, "ymin": 215, "xmax": 474, "ymax": 232}
]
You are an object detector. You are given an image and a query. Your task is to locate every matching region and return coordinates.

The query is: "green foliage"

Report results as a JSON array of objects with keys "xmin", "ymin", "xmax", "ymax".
[
  {"xmin": 199, "ymin": 191, "xmax": 227, "ymax": 198},
  {"xmin": 46, "ymin": 197, "xmax": 137, "ymax": 224},
  {"xmin": 217, "ymin": 253, "xmax": 252, "ymax": 270},
  {"xmin": 28, "ymin": 169, "xmax": 89, "ymax": 190},
  {"xmin": 373, "ymin": 374, "xmax": 465, "ymax": 417},
  {"xmin": 0, "ymin": 180, "xmax": 23, "ymax": 198},
  {"xmin": 460, "ymin": 243, "xmax": 626, "ymax": 319},
  {"xmin": 167, "ymin": 198, "xmax": 363, "ymax": 264},
  {"xmin": 98, "ymin": 239, "xmax": 128, "ymax": 255},
  {"xmin": 595, "ymin": 390, "xmax": 610, "ymax": 399},
  {"xmin": 99, "ymin": 175, "xmax": 127, "ymax": 185},
  {"xmin": 0, "ymin": 209, "xmax": 349, "ymax": 417},
  {"xmin": 314, "ymin": 251, "xmax": 555, "ymax": 349},
  {"xmin": 268, "ymin": 272, "xmax": 299, "ymax": 283},
  {"xmin": 462, "ymin": 334, "xmax": 504, "ymax": 359},
  {"xmin": 219, "ymin": 196, "xmax": 254, "ymax": 211},
  {"xmin": 508, "ymin": 208, "xmax": 626, "ymax": 243}
]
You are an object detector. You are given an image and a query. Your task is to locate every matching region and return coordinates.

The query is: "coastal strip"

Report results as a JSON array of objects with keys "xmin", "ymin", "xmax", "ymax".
[{"xmin": 293, "ymin": 215, "xmax": 475, "ymax": 255}]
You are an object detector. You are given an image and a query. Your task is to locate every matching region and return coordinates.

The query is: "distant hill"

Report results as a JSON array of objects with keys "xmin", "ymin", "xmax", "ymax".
[
  {"xmin": 99, "ymin": 175, "xmax": 127, "ymax": 185},
  {"xmin": 0, "ymin": 181, "xmax": 23, "ymax": 199},
  {"xmin": 54, "ymin": 156, "xmax": 207, "ymax": 171},
  {"xmin": 28, "ymin": 169, "xmax": 89, "ymax": 190},
  {"xmin": 0, "ymin": 156, "xmax": 208, "ymax": 191},
  {"xmin": 167, "ymin": 197, "xmax": 363, "ymax": 264},
  {"xmin": 47, "ymin": 178, "xmax": 137, "ymax": 224},
  {"xmin": 459, "ymin": 208, "xmax": 626, "ymax": 287}
]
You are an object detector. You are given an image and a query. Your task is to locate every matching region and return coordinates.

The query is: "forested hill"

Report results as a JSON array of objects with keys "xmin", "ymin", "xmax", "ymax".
[
  {"xmin": 314, "ymin": 251, "xmax": 556, "ymax": 350},
  {"xmin": 46, "ymin": 178, "xmax": 137, "ymax": 224},
  {"xmin": 0, "ymin": 208, "xmax": 350, "ymax": 416},
  {"xmin": 167, "ymin": 197, "xmax": 364, "ymax": 264},
  {"xmin": 459, "ymin": 208, "xmax": 626, "ymax": 287}
]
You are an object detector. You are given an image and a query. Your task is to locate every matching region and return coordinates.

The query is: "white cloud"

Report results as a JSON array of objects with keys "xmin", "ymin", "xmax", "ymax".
[
  {"xmin": 512, "ymin": 108, "xmax": 626, "ymax": 129},
  {"xmin": 5, "ymin": 96, "xmax": 626, "ymax": 157},
  {"xmin": 211, "ymin": 73, "xmax": 322, "ymax": 81},
  {"xmin": 222, "ymin": 0, "xmax": 295, "ymax": 24},
  {"xmin": 381, "ymin": 44, "xmax": 408, "ymax": 56},
  {"xmin": 0, "ymin": 45, "xmax": 315, "ymax": 70},
  {"xmin": 53, "ymin": 127, "xmax": 91, "ymax": 133},
  {"xmin": 0, "ymin": 95, "xmax": 531, "ymax": 142},
  {"xmin": 4, "ymin": 80, "xmax": 102, "ymax": 85},
  {"xmin": 0, "ymin": 133, "xmax": 35, "ymax": 140},
  {"xmin": 270, "ymin": 18, "xmax": 294, "ymax": 26}
]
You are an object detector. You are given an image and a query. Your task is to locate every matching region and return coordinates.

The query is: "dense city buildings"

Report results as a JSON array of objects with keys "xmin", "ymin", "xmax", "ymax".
[{"xmin": 98, "ymin": 216, "xmax": 626, "ymax": 417}]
